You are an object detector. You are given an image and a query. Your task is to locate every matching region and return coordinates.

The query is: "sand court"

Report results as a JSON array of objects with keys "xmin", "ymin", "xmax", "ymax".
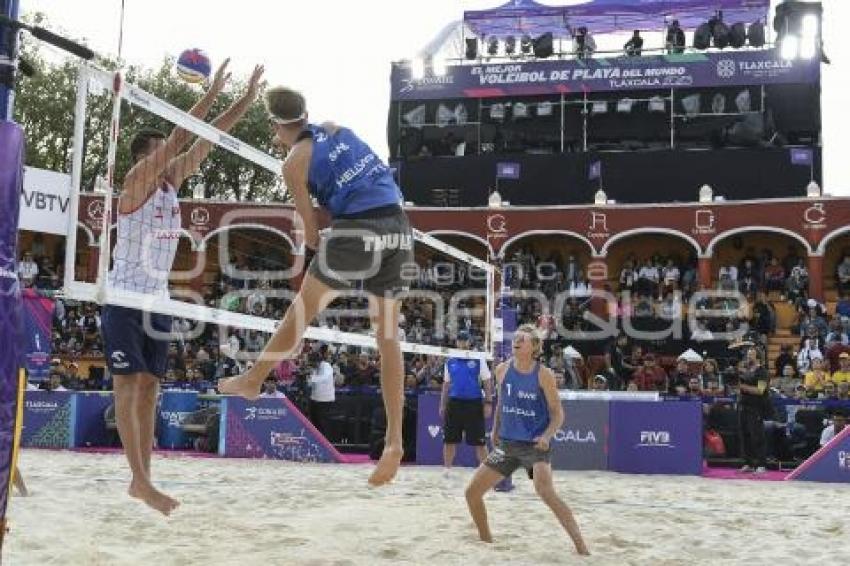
[{"xmin": 6, "ymin": 449, "xmax": 850, "ymax": 565}]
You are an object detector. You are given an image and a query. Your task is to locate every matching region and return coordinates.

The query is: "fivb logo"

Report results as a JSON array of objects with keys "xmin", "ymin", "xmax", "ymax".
[
  {"xmin": 428, "ymin": 425, "xmax": 441, "ymax": 438},
  {"xmin": 638, "ymin": 430, "xmax": 674, "ymax": 448}
]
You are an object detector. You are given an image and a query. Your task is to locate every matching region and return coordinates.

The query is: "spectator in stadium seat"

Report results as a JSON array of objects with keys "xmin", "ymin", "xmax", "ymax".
[
  {"xmin": 691, "ymin": 319, "xmax": 714, "ymax": 342},
  {"xmin": 823, "ymin": 381, "xmax": 839, "ymax": 401},
  {"xmin": 666, "ymin": 20, "xmax": 686, "ymax": 54},
  {"xmin": 837, "ymin": 381, "xmax": 850, "ymax": 400},
  {"xmin": 825, "ymin": 319, "xmax": 849, "ymax": 347},
  {"xmin": 619, "ymin": 260, "xmax": 637, "ymax": 293},
  {"xmin": 831, "ymin": 352, "xmax": 850, "ymax": 384},
  {"xmin": 837, "ymin": 257, "xmax": 850, "ymax": 295},
  {"xmin": 632, "ymin": 355, "xmax": 667, "ymax": 392},
  {"xmin": 797, "ymin": 337, "xmax": 823, "ymax": 373},
  {"xmin": 668, "ymin": 359, "xmax": 693, "ymax": 395},
  {"xmin": 686, "ymin": 376, "xmax": 703, "ymax": 398},
  {"xmin": 774, "ymin": 344, "xmax": 795, "ymax": 378},
  {"xmin": 776, "ymin": 363, "xmax": 801, "ymax": 393},
  {"xmin": 786, "ymin": 261, "xmax": 809, "ymax": 304},
  {"xmin": 803, "ymin": 357, "xmax": 831, "ymax": 393},
  {"xmin": 591, "ymin": 374, "xmax": 609, "ymax": 391},
  {"xmin": 763, "ymin": 258, "xmax": 786, "ymax": 292},
  {"xmin": 44, "ymin": 371, "xmax": 67, "ymax": 392},
  {"xmin": 837, "ymin": 293, "xmax": 850, "ymax": 319},
  {"xmin": 18, "ymin": 251, "xmax": 38, "ymax": 287},
  {"xmin": 637, "ymin": 259, "xmax": 659, "ymax": 297},
  {"xmin": 260, "ymin": 375, "xmax": 286, "ymax": 399},
  {"xmin": 700, "ymin": 358, "xmax": 726, "ymax": 396},
  {"xmin": 820, "ymin": 410, "xmax": 847, "ymax": 446}
]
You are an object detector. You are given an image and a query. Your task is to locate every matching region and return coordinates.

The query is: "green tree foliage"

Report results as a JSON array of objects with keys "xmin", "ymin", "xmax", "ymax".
[{"xmin": 13, "ymin": 18, "xmax": 284, "ymax": 202}]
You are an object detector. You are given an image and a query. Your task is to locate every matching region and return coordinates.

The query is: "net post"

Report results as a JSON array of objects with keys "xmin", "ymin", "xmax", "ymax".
[
  {"xmin": 64, "ymin": 64, "xmax": 90, "ymax": 294},
  {"xmin": 94, "ymin": 70, "xmax": 124, "ymax": 304}
]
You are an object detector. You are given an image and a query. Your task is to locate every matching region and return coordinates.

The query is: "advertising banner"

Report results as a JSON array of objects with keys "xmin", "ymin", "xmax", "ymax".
[
  {"xmin": 786, "ymin": 426, "xmax": 850, "ymax": 484},
  {"xmin": 22, "ymin": 390, "xmax": 75, "ymax": 448},
  {"xmin": 550, "ymin": 400, "xmax": 608, "ymax": 471},
  {"xmin": 20, "ymin": 289, "xmax": 54, "ymax": 382},
  {"xmin": 74, "ymin": 392, "xmax": 114, "ymax": 448},
  {"xmin": 220, "ymin": 397, "xmax": 342, "ymax": 463},
  {"xmin": 158, "ymin": 390, "xmax": 199, "ymax": 449},
  {"xmin": 608, "ymin": 400, "xmax": 702, "ymax": 475},
  {"xmin": 19, "ymin": 167, "xmax": 71, "ymax": 236},
  {"xmin": 391, "ymin": 50, "xmax": 819, "ymax": 101}
]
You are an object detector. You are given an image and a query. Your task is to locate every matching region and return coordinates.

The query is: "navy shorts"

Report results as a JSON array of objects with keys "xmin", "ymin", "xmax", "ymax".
[{"xmin": 101, "ymin": 304, "xmax": 172, "ymax": 378}]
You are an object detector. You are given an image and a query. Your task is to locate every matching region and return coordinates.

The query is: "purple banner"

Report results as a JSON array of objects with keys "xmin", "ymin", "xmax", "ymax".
[
  {"xmin": 158, "ymin": 390, "xmax": 199, "ymax": 449},
  {"xmin": 392, "ymin": 50, "xmax": 819, "ymax": 101},
  {"xmin": 608, "ymin": 400, "xmax": 702, "ymax": 475},
  {"xmin": 220, "ymin": 397, "xmax": 342, "ymax": 463},
  {"xmin": 22, "ymin": 390, "xmax": 75, "ymax": 449},
  {"xmin": 416, "ymin": 392, "xmax": 489, "ymax": 467},
  {"xmin": 73, "ymin": 392, "xmax": 114, "ymax": 448},
  {"xmin": 786, "ymin": 426, "xmax": 850, "ymax": 484},
  {"xmin": 550, "ymin": 400, "xmax": 609, "ymax": 471},
  {"xmin": 0, "ymin": 121, "xmax": 24, "ymax": 524},
  {"xmin": 20, "ymin": 289, "xmax": 54, "ymax": 382}
]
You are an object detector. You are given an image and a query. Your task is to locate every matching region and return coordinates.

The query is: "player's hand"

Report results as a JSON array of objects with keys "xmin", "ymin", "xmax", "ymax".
[
  {"xmin": 245, "ymin": 64, "xmax": 266, "ymax": 101},
  {"xmin": 533, "ymin": 435, "xmax": 550, "ymax": 451},
  {"xmin": 209, "ymin": 58, "xmax": 231, "ymax": 93}
]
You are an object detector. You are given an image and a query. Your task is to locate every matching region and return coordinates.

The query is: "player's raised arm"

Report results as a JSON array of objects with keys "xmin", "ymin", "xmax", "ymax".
[
  {"xmin": 119, "ymin": 59, "xmax": 230, "ymax": 212},
  {"xmin": 168, "ymin": 64, "xmax": 265, "ymax": 187}
]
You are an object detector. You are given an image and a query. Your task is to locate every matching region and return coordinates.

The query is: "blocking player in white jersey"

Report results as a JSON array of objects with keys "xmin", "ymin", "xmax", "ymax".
[{"xmin": 101, "ymin": 61, "xmax": 264, "ymax": 515}]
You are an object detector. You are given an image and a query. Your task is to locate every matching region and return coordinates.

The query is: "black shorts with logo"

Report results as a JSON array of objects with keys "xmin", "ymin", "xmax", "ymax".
[
  {"xmin": 484, "ymin": 440, "xmax": 551, "ymax": 478},
  {"xmin": 308, "ymin": 205, "xmax": 413, "ymax": 298},
  {"xmin": 444, "ymin": 398, "xmax": 486, "ymax": 446}
]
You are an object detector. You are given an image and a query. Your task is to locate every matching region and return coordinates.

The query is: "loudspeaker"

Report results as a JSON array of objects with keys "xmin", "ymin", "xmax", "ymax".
[
  {"xmin": 712, "ymin": 21, "xmax": 730, "ymax": 48},
  {"xmin": 694, "ymin": 23, "xmax": 712, "ymax": 49},
  {"xmin": 465, "ymin": 38, "xmax": 478, "ymax": 60},
  {"xmin": 533, "ymin": 32, "xmax": 554, "ymax": 58},
  {"xmin": 729, "ymin": 23, "xmax": 747, "ymax": 48},
  {"xmin": 748, "ymin": 21, "xmax": 765, "ymax": 47}
]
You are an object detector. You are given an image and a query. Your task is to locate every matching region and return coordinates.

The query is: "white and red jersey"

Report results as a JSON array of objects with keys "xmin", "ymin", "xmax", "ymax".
[{"xmin": 108, "ymin": 184, "xmax": 181, "ymax": 296}]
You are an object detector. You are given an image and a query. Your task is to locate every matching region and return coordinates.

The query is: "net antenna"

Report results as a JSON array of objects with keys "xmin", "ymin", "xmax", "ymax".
[{"xmin": 64, "ymin": 63, "xmax": 494, "ymax": 361}]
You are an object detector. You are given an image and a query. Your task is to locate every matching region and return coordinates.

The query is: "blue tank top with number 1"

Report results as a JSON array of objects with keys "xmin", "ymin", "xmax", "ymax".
[{"xmin": 498, "ymin": 361, "xmax": 550, "ymax": 442}]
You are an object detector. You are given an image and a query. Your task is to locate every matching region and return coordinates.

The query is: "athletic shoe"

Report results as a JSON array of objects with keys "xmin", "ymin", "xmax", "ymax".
[
  {"xmin": 739, "ymin": 465, "xmax": 754, "ymax": 473},
  {"xmin": 754, "ymin": 466, "xmax": 767, "ymax": 474}
]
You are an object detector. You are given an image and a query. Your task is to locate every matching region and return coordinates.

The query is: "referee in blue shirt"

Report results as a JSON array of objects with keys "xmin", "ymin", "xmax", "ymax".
[{"xmin": 440, "ymin": 331, "xmax": 493, "ymax": 469}]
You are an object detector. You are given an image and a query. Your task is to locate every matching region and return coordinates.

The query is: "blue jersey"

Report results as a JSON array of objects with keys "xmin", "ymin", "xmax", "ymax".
[
  {"xmin": 303, "ymin": 124, "xmax": 402, "ymax": 218},
  {"xmin": 446, "ymin": 358, "xmax": 485, "ymax": 400},
  {"xmin": 498, "ymin": 361, "xmax": 550, "ymax": 442}
]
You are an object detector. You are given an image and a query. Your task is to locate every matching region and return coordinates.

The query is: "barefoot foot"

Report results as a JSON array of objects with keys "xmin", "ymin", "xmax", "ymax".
[
  {"xmin": 128, "ymin": 479, "xmax": 180, "ymax": 516},
  {"xmin": 217, "ymin": 375, "xmax": 262, "ymax": 400},
  {"xmin": 368, "ymin": 445, "xmax": 403, "ymax": 487}
]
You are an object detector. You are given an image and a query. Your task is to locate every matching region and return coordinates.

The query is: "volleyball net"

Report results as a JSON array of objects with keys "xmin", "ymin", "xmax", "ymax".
[{"xmin": 63, "ymin": 63, "xmax": 494, "ymax": 361}]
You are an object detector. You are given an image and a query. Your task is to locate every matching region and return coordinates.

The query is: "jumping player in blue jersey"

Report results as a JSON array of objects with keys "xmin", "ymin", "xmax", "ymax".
[
  {"xmin": 219, "ymin": 86, "xmax": 413, "ymax": 486},
  {"xmin": 464, "ymin": 324, "xmax": 589, "ymax": 555}
]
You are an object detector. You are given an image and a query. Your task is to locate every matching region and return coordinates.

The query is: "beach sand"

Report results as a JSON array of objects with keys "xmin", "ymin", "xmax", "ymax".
[{"xmin": 6, "ymin": 449, "xmax": 850, "ymax": 565}]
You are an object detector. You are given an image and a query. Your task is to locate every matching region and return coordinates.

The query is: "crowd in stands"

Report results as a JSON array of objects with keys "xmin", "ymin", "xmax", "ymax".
[{"xmin": 19, "ymin": 241, "xmax": 850, "ymax": 407}]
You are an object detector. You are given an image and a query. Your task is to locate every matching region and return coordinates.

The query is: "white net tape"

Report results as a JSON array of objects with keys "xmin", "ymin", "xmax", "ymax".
[{"xmin": 63, "ymin": 63, "xmax": 494, "ymax": 361}]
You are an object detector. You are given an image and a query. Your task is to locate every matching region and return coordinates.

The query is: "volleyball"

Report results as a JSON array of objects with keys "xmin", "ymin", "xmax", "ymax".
[{"xmin": 175, "ymin": 48, "xmax": 212, "ymax": 84}]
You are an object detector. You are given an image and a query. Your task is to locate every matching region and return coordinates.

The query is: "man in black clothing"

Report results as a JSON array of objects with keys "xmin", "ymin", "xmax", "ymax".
[
  {"xmin": 624, "ymin": 30, "xmax": 644, "ymax": 57},
  {"xmin": 738, "ymin": 347, "xmax": 770, "ymax": 473},
  {"xmin": 666, "ymin": 20, "xmax": 686, "ymax": 54}
]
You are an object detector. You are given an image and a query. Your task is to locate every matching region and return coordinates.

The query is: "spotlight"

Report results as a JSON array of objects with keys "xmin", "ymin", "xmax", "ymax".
[
  {"xmin": 780, "ymin": 35, "xmax": 798, "ymax": 60},
  {"xmin": 616, "ymin": 98, "xmax": 633, "ymax": 113},
  {"xmin": 520, "ymin": 34, "xmax": 532, "ymax": 54},
  {"xmin": 807, "ymin": 181, "xmax": 821, "ymax": 198},
  {"xmin": 411, "ymin": 58, "xmax": 425, "ymax": 80},
  {"xmin": 465, "ymin": 38, "xmax": 479, "ymax": 60},
  {"xmin": 432, "ymin": 58, "xmax": 447, "ymax": 76},
  {"xmin": 505, "ymin": 35, "xmax": 516, "ymax": 55},
  {"xmin": 699, "ymin": 185, "xmax": 713, "ymax": 203},
  {"xmin": 591, "ymin": 101, "xmax": 608, "ymax": 115},
  {"xmin": 487, "ymin": 36, "xmax": 499, "ymax": 56},
  {"xmin": 533, "ymin": 32, "xmax": 554, "ymax": 58},
  {"xmin": 802, "ymin": 13, "xmax": 819, "ymax": 37},
  {"xmin": 594, "ymin": 190, "xmax": 607, "ymax": 205}
]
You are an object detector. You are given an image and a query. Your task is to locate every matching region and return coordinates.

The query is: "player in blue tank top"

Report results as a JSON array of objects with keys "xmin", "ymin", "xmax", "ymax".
[
  {"xmin": 464, "ymin": 324, "xmax": 590, "ymax": 555},
  {"xmin": 219, "ymin": 86, "xmax": 413, "ymax": 488}
]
